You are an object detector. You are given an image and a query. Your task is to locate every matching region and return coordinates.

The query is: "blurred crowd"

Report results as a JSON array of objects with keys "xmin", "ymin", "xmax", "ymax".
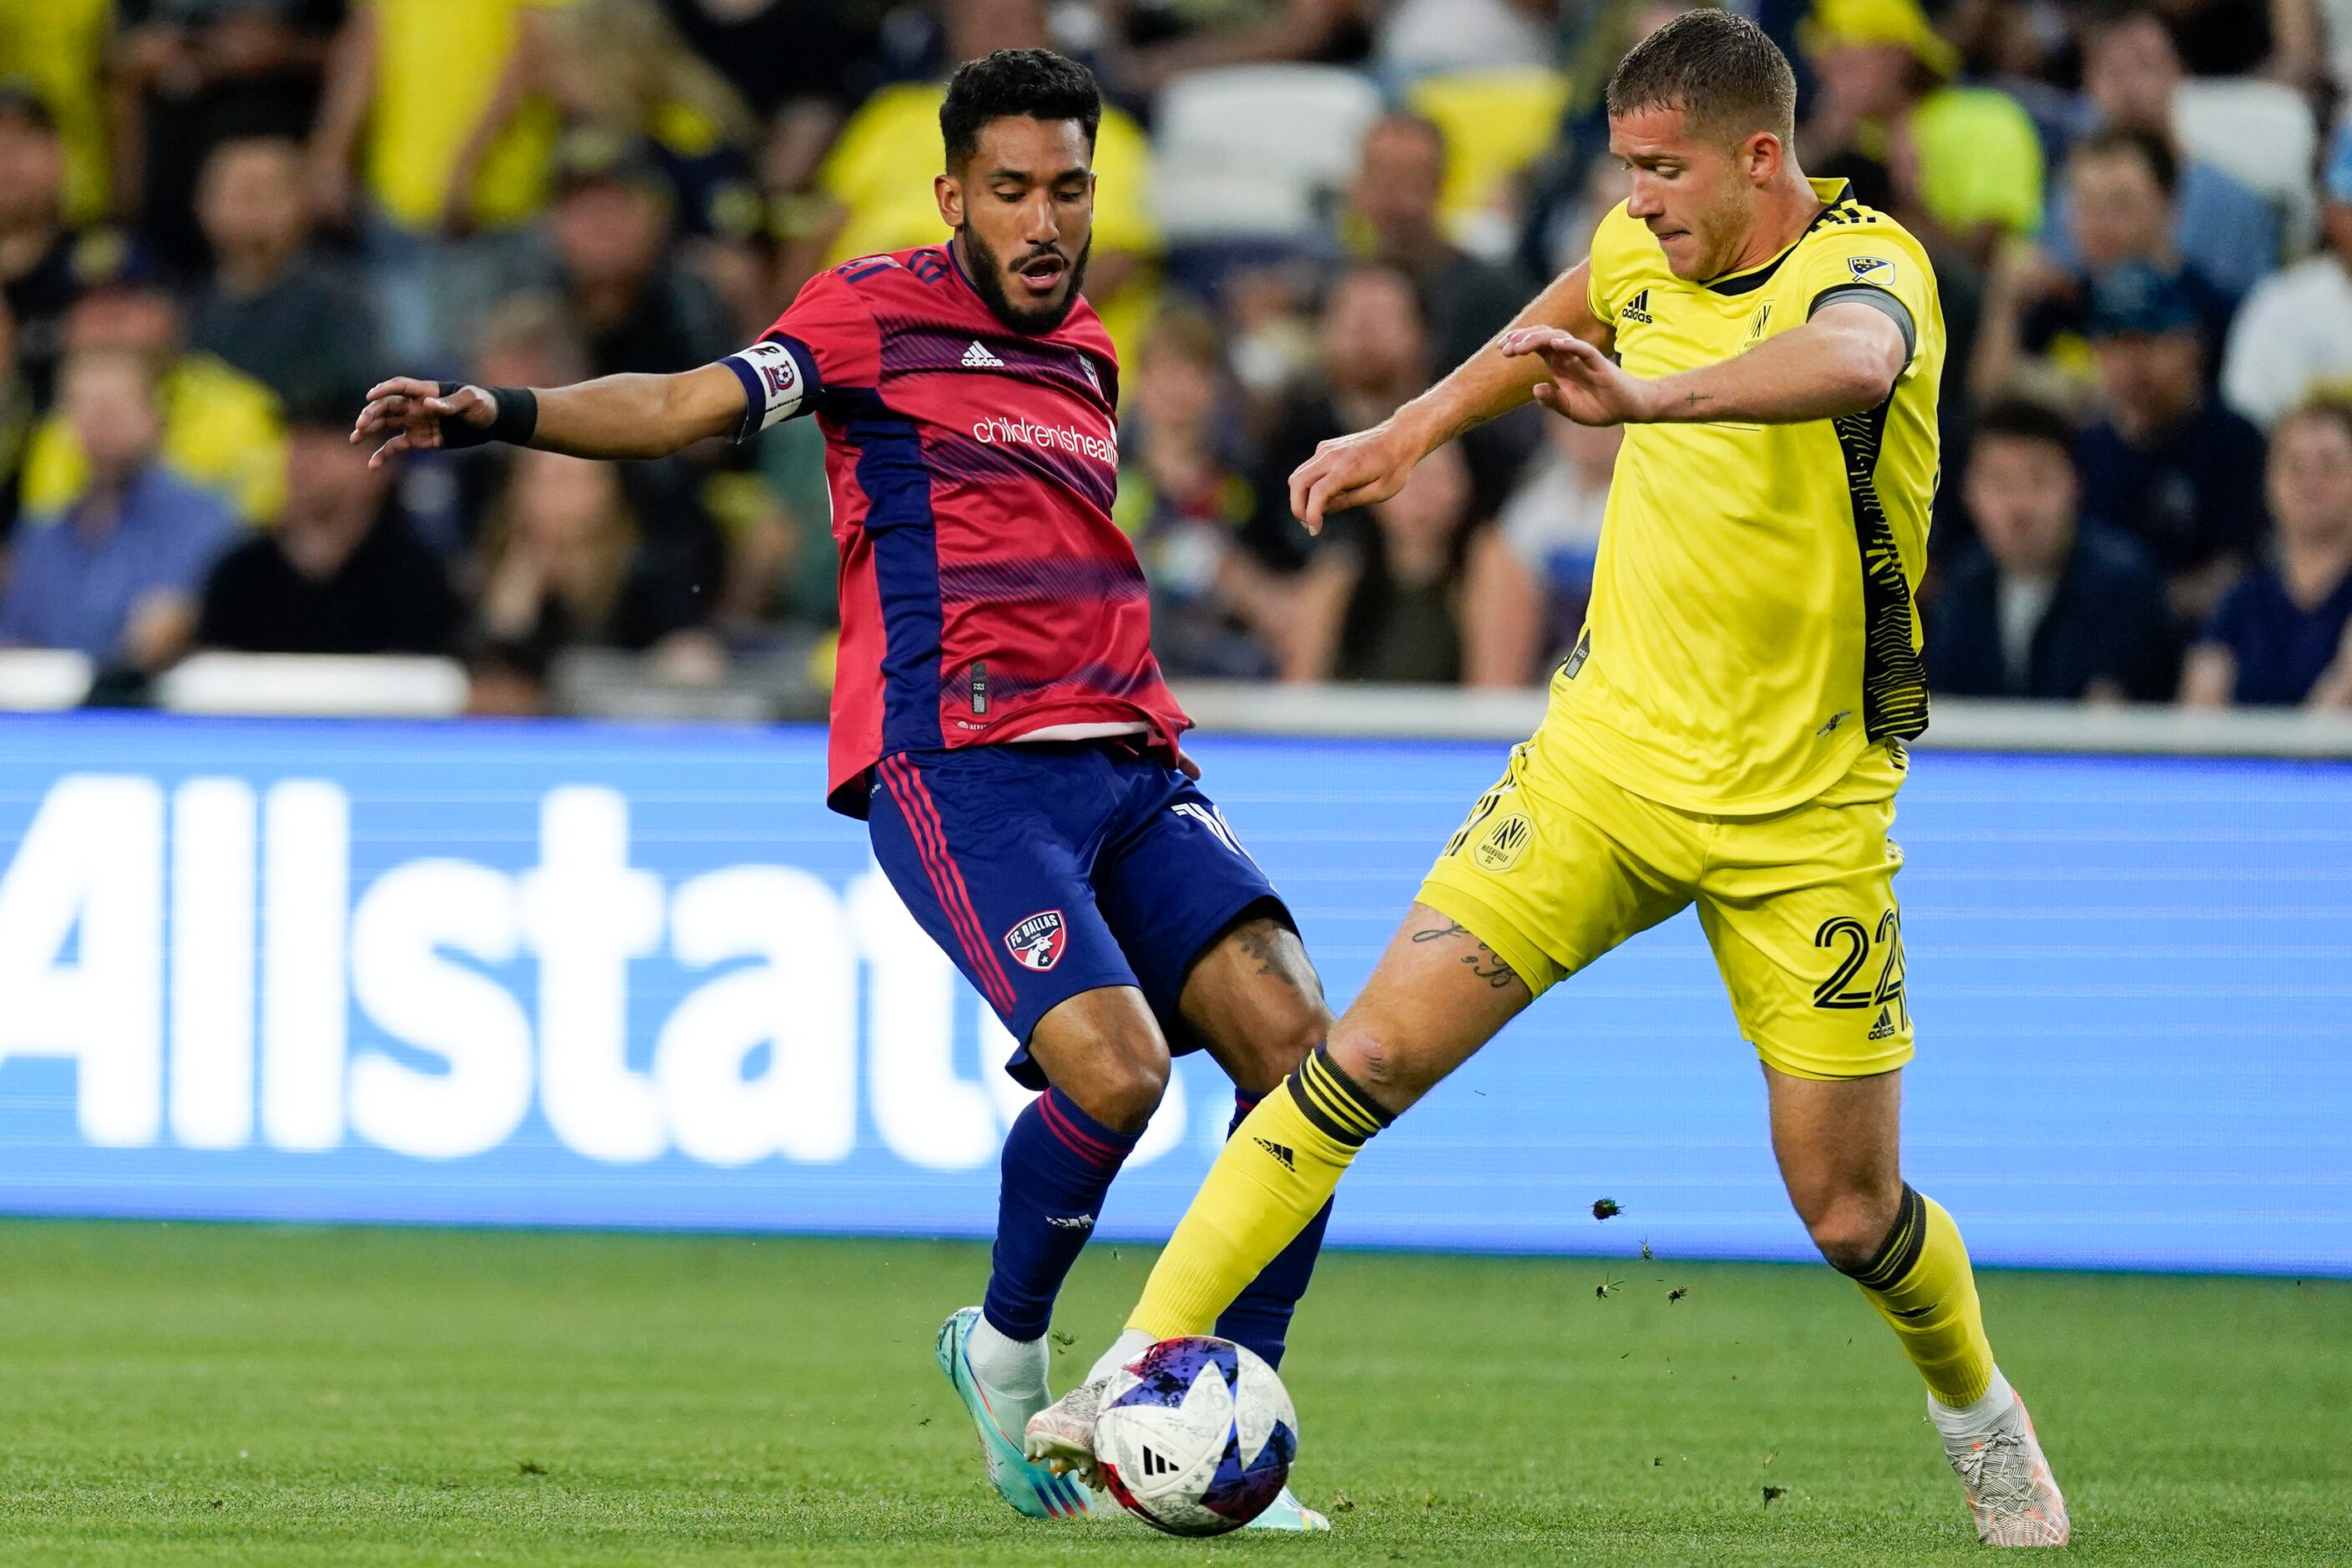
[{"xmin": 1, "ymin": 0, "xmax": 2349, "ymax": 712}]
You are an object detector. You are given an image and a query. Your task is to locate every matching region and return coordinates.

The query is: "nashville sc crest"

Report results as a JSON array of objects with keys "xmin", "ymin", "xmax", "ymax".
[{"xmin": 1005, "ymin": 910, "xmax": 1068, "ymax": 971}]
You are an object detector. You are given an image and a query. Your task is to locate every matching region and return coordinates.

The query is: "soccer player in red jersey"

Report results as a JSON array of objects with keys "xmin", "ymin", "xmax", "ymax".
[{"xmin": 352, "ymin": 49, "xmax": 1331, "ymax": 1530}]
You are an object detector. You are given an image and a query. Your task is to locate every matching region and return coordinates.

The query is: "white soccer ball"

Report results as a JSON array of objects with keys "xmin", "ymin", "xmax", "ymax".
[{"xmin": 1091, "ymin": 1335, "xmax": 1298, "ymax": 1535}]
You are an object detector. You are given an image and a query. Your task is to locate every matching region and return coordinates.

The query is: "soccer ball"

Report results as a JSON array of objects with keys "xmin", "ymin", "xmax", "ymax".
[{"xmin": 1091, "ymin": 1335, "xmax": 1297, "ymax": 1535}]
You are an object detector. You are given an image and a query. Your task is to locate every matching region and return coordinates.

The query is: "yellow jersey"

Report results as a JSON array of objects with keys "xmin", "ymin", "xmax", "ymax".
[
  {"xmin": 21, "ymin": 354, "xmax": 287, "ymax": 527},
  {"xmin": 0, "ymin": 0, "xmax": 112, "ymax": 225},
  {"xmin": 364, "ymin": 0, "xmax": 574, "ymax": 232},
  {"xmin": 1548, "ymin": 177, "xmax": 1943, "ymax": 814}
]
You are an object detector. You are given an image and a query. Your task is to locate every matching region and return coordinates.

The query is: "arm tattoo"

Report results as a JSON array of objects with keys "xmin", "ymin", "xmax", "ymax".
[{"xmin": 1409, "ymin": 920, "xmax": 1522, "ymax": 990}]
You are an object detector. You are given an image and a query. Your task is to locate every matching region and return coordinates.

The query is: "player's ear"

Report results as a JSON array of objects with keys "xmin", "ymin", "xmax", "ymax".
[
  {"xmin": 1742, "ymin": 130, "xmax": 1783, "ymax": 186},
  {"xmin": 935, "ymin": 170, "xmax": 964, "ymax": 229}
]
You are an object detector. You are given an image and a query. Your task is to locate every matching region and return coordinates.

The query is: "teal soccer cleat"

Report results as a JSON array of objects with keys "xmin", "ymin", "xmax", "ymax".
[
  {"xmin": 1246, "ymin": 1485, "xmax": 1333, "ymax": 1531},
  {"xmin": 935, "ymin": 1307, "xmax": 1090, "ymax": 1520}
]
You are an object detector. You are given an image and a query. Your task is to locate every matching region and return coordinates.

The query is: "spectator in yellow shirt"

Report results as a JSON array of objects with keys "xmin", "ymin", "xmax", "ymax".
[
  {"xmin": 1800, "ymin": 0, "xmax": 2042, "ymax": 261},
  {"xmin": 795, "ymin": 0, "xmax": 1162, "ymax": 372},
  {"xmin": 18, "ymin": 280, "xmax": 286, "ymax": 527},
  {"xmin": 0, "ymin": 0, "xmax": 113, "ymax": 227},
  {"xmin": 306, "ymin": 0, "xmax": 575, "ymax": 364}
]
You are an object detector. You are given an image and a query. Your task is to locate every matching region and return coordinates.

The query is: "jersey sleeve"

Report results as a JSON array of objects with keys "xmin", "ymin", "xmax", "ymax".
[
  {"xmin": 720, "ymin": 266, "xmax": 883, "ymax": 441},
  {"xmin": 1794, "ymin": 230, "xmax": 1934, "ymax": 367}
]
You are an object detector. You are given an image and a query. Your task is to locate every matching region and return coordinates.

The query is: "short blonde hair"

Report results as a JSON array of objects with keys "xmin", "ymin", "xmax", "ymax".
[{"xmin": 1606, "ymin": 9, "xmax": 1798, "ymax": 144}]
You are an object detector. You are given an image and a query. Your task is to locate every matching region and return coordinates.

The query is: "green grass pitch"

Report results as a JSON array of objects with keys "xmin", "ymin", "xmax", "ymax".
[{"xmin": 0, "ymin": 1221, "xmax": 2345, "ymax": 1565}]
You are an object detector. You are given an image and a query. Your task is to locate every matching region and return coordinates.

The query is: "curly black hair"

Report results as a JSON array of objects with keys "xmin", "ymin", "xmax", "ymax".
[{"xmin": 940, "ymin": 48, "xmax": 1101, "ymax": 169}]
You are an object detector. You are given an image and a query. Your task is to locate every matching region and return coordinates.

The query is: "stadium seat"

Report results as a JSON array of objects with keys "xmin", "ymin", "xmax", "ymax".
[
  {"xmin": 0, "ymin": 650, "xmax": 94, "ymax": 711},
  {"xmin": 2172, "ymin": 78, "xmax": 2318, "ymax": 250},
  {"xmin": 1407, "ymin": 67, "xmax": 1572, "ymax": 253},
  {"xmin": 157, "ymin": 654, "xmax": 470, "ymax": 717},
  {"xmin": 1150, "ymin": 65, "xmax": 1385, "ymax": 243}
]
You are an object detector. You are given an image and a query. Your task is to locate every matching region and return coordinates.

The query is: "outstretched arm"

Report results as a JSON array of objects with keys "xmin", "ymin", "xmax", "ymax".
[
  {"xmin": 1505, "ymin": 301, "xmax": 1909, "ymax": 427},
  {"xmin": 351, "ymin": 362, "xmax": 750, "ymax": 468},
  {"xmin": 1287, "ymin": 260, "xmax": 1611, "ymax": 533}
]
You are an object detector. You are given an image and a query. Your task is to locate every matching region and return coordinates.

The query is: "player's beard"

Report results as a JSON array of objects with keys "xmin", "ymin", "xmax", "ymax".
[{"xmin": 960, "ymin": 225, "xmax": 1093, "ymax": 335}]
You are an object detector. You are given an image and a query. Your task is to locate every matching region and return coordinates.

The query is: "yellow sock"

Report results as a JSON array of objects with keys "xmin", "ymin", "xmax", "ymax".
[
  {"xmin": 1129, "ymin": 1045, "xmax": 1390, "ymax": 1342},
  {"xmin": 1846, "ymin": 1186, "xmax": 1995, "ymax": 1407}
]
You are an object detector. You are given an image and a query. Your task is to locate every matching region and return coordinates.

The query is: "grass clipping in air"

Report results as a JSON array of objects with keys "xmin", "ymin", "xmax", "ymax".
[{"xmin": 0, "ymin": 1221, "xmax": 2345, "ymax": 1565}]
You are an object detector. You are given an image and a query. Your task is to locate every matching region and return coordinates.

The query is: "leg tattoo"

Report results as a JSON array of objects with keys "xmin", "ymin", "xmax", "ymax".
[{"xmin": 1409, "ymin": 920, "xmax": 1522, "ymax": 990}]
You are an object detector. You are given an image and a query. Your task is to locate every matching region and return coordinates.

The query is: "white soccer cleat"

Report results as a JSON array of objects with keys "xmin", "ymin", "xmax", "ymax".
[
  {"xmin": 1022, "ymin": 1373, "xmax": 1110, "ymax": 1486},
  {"xmin": 1940, "ymin": 1388, "xmax": 2071, "ymax": 1546}
]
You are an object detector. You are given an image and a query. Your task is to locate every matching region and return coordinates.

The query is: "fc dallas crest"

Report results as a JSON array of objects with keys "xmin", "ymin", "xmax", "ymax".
[{"xmin": 1004, "ymin": 910, "xmax": 1067, "ymax": 971}]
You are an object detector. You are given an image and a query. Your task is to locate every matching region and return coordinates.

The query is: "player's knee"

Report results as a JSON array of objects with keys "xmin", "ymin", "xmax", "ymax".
[
  {"xmin": 1232, "ymin": 999, "xmax": 1330, "ymax": 1099},
  {"xmin": 1067, "ymin": 1044, "xmax": 1170, "ymax": 1136},
  {"xmin": 1095, "ymin": 1053, "xmax": 1170, "ymax": 1134},
  {"xmin": 1324, "ymin": 1024, "xmax": 1425, "ymax": 1116},
  {"xmin": 1804, "ymin": 1192, "xmax": 1901, "ymax": 1275}
]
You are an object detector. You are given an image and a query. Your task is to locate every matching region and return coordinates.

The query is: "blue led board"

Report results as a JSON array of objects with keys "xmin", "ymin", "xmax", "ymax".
[{"xmin": 0, "ymin": 712, "xmax": 2342, "ymax": 1274}]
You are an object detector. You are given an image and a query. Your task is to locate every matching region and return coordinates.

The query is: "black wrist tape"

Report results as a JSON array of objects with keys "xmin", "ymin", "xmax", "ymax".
[{"xmin": 435, "ymin": 383, "xmax": 538, "ymax": 449}]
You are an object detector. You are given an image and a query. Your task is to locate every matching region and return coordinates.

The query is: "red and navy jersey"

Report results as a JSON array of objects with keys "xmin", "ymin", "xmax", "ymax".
[{"xmin": 727, "ymin": 245, "xmax": 1188, "ymax": 817}]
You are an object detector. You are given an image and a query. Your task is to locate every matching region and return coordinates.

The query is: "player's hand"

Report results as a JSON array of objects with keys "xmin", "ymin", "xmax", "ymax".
[
  {"xmin": 1176, "ymin": 748, "xmax": 1202, "ymax": 781},
  {"xmin": 1287, "ymin": 420, "xmax": 1421, "ymax": 534},
  {"xmin": 350, "ymin": 378, "xmax": 494, "ymax": 469},
  {"xmin": 1503, "ymin": 326, "xmax": 1662, "ymax": 427}
]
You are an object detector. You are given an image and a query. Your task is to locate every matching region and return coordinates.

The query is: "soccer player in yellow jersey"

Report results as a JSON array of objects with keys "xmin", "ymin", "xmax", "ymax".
[{"xmin": 1028, "ymin": 12, "xmax": 2069, "ymax": 1547}]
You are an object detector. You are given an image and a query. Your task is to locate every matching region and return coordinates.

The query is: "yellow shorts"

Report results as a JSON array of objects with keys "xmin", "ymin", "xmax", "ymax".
[{"xmin": 1417, "ymin": 730, "xmax": 1914, "ymax": 1080}]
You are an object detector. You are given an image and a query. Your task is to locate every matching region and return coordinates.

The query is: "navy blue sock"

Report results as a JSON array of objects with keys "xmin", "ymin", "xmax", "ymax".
[
  {"xmin": 983, "ymin": 1086, "xmax": 1141, "ymax": 1343},
  {"xmin": 1214, "ymin": 1091, "xmax": 1334, "ymax": 1370}
]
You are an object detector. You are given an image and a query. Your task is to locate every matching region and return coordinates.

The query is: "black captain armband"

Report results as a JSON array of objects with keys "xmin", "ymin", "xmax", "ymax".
[
  {"xmin": 1808, "ymin": 284, "xmax": 1916, "ymax": 364},
  {"xmin": 434, "ymin": 383, "xmax": 538, "ymax": 449}
]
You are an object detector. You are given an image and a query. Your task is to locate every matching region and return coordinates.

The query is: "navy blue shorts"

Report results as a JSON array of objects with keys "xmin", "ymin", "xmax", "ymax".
[{"xmin": 867, "ymin": 741, "xmax": 1289, "ymax": 1088}]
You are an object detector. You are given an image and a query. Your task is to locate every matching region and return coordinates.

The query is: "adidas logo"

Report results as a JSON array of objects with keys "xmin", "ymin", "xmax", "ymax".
[
  {"xmin": 1140, "ymin": 1445, "xmax": 1178, "ymax": 1478},
  {"xmin": 1253, "ymin": 1136, "xmax": 1295, "ymax": 1171},
  {"xmin": 1619, "ymin": 288, "xmax": 1653, "ymax": 325},
  {"xmin": 1044, "ymin": 1213, "xmax": 1095, "ymax": 1231},
  {"xmin": 1869, "ymin": 1006, "xmax": 1896, "ymax": 1040},
  {"xmin": 962, "ymin": 340, "xmax": 1004, "ymax": 368}
]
